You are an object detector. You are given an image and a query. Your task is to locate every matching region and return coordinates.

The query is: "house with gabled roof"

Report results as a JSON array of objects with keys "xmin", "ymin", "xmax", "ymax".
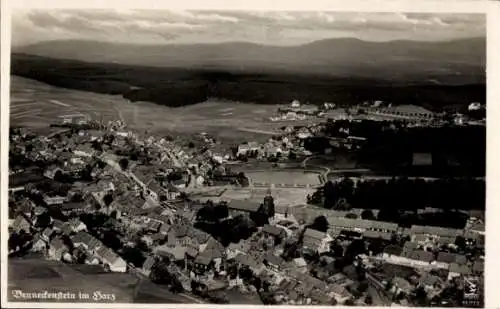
[
  {"xmin": 165, "ymin": 183, "xmax": 181, "ymax": 200},
  {"xmin": 43, "ymin": 195, "xmax": 67, "ymax": 206},
  {"xmin": 381, "ymin": 242, "xmax": 435, "ymax": 269},
  {"xmin": 262, "ymin": 224, "xmax": 286, "ymax": 239},
  {"xmin": 52, "ymin": 219, "xmax": 65, "ymax": 232},
  {"xmin": 193, "ymin": 251, "xmax": 217, "ymax": 275},
  {"xmin": 419, "ymin": 273, "xmax": 444, "ymax": 293},
  {"xmin": 48, "ymin": 238, "xmax": 69, "ymax": 261},
  {"xmin": 233, "ymin": 253, "xmax": 266, "ymax": 276},
  {"xmin": 433, "ymin": 252, "xmax": 467, "ymax": 269},
  {"xmin": 71, "ymin": 231, "xmax": 103, "ymax": 254},
  {"xmin": 263, "ymin": 252, "xmax": 285, "ymax": 271},
  {"xmin": 472, "ymin": 260, "xmax": 484, "ymax": 275},
  {"xmin": 410, "ymin": 225, "xmax": 463, "ymax": 240},
  {"xmin": 34, "ymin": 206, "xmax": 46, "ymax": 216},
  {"xmin": 11, "ymin": 215, "xmax": 31, "ymax": 234},
  {"xmin": 155, "ymin": 245, "xmax": 187, "ymax": 263},
  {"xmin": 141, "ymin": 255, "xmax": 157, "ymax": 276},
  {"xmin": 96, "ymin": 179, "xmax": 115, "ymax": 193},
  {"xmin": 32, "ymin": 234, "xmax": 48, "ymax": 253},
  {"xmin": 68, "ymin": 218, "xmax": 87, "ymax": 233},
  {"xmin": 41, "ymin": 227, "xmax": 54, "ymax": 242},
  {"xmin": 363, "ymin": 230, "xmax": 392, "ymax": 241},
  {"xmin": 95, "ymin": 246, "xmax": 127, "ymax": 272},
  {"xmin": 44, "ymin": 165, "xmax": 63, "ymax": 180},
  {"xmin": 328, "ymin": 217, "xmax": 398, "ymax": 234},
  {"xmin": 448, "ymin": 262, "xmax": 472, "ymax": 280},
  {"xmin": 73, "ymin": 144, "xmax": 96, "ymax": 158},
  {"xmin": 302, "ymin": 228, "xmax": 333, "ymax": 254},
  {"xmin": 292, "ymin": 257, "xmax": 308, "ymax": 273},
  {"xmin": 61, "ymin": 222, "xmax": 74, "ymax": 236},
  {"xmin": 330, "ymin": 284, "xmax": 354, "ymax": 305},
  {"xmin": 327, "ymin": 273, "xmax": 354, "ymax": 288},
  {"xmin": 228, "ymin": 200, "xmax": 262, "ymax": 214},
  {"xmin": 391, "ymin": 277, "xmax": 413, "ymax": 296},
  {"xmin": 18, "ymin": 198, "xmax": 35, "ymax": 215},
  {"xmin": 226, "ymin": 241, "xmax": 248, "ymax": 260},
  {"xmin": 200, "ymin": 237, "xmax": 225, "ymax": 258}
]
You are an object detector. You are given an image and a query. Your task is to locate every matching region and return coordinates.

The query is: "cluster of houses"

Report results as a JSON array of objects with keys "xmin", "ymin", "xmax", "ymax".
[
  {"xmin": 10, "ymin": 209, "xmax": 128, "ymax": 272},
  {"xmin": 235, "ymin": 131, "xmax": 315, "ymax": 161},
  {"xmin": 8, "ymin": 120, "xmax": 485, "ymax": 305}
]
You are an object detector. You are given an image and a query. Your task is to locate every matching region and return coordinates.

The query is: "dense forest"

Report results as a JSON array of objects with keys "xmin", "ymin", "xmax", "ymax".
[
  {"xmin": 304, "ymin": 120, "xmax": 486, "ymax": 176},
  {"xmin": 12, "ymin": 54, "xmax": 486, "ymax": 111},
  {"xmin": 308, "ymin": 177, "xmax": 485, "ymax": 228}
]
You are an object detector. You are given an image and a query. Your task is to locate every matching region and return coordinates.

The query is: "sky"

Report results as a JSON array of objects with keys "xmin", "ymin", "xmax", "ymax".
[{"xmin": 11, "ymin": 10, "xmax": 486, "ymax": 47}]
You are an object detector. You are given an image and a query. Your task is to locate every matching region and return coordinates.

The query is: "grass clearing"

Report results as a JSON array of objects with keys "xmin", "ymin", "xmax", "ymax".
[
  {"xmin": 10, "ymin": 76, "xmax": 308, "ymax": 140},
  {"xmin": 246, "ymin": 170, "xmax": 321, "ymax": 186}
]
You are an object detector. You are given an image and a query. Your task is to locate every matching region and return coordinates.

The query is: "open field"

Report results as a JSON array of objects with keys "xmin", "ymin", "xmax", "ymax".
[
  {"xmin": 9, "ymin": 76, "xmax": 310, "ymax": 141},
  {"xmin": 246, "ymin": 170, "xmax": 321, "ymax": 186},
  {"xmin": 8, "ymin": 257, "xmax": 134, "ymax": 303},
  {"xmin": 194, "ymin": 187, "xmax": 315, "ymax": 207},
  {"xmin": 8, "ymin": 256, "xmax": 201, "ymax": 303}
]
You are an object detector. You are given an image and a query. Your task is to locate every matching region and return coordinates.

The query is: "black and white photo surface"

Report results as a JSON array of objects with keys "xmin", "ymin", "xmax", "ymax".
[{"xmin": 4, "ymin": 5, "xmax": 487, "ymax": 307}]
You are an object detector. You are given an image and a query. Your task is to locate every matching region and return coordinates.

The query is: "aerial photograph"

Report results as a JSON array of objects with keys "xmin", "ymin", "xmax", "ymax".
[{"xmin": 6, "ymin": 9, "xmax": 485, "ymax": 306}]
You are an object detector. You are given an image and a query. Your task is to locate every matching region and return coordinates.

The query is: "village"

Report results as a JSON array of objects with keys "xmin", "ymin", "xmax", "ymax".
[{"xmin": 7, "ymin": 110, "xmax": 484, "ymax": 306}]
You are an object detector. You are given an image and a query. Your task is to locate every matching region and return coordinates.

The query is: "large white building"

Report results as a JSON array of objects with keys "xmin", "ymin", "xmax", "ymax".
[{"xmin": 367, "ymin": 105, "xmax": 435, "ymax": 121}]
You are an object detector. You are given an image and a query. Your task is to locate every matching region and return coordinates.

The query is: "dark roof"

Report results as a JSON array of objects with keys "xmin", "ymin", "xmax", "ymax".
[
  {"xmin": 407, "ymin": 250, "xmax": 434, "ymax": 263},
  {"xmin": 42, "ymin": 227, "xmax": 54, "ymax": 238},
  {"xmin": 71, "ymin": 231, "xmax": 92, "ymax": 244},
  {"xmin": 304, "ymin": 228, "xmax": 326, "ymax": 239},
  {"xmin": 156, "ymin": 246, "xmax": 186, "ymax": 261},
  {"xmin": 383, "ymin": 245, "xmax": 403, "ymax": 256},
  {"xmin": 172, "ymin": 179, "xmax": 186, "ymax": 186},
  {"xmin": 363, "ymin": 230, "xmax": 392, "ymax": 240},
  {"xmin": 50, "ymin": 238, "xmax": 66, "ymax": 250},
  {"xmin": 195, "ymin": 253, "xmax": 212, "ymax": 265},
  {"xmin": 169, "ymin": 224, "xmax": 190, "ymax": 238},
  {"xmin": 204, "ymin": 238, "xmax": 225, "ymax": 257},
  {"xmin": 61, "ymin": 223, "xmax": 73, "ymax": 235},
  {"xmin": 147, "ymin": 180, "xmax": 163, "ymax": 193},
  {"xmin": 264, "ymin": 252, "xmax": 284, "ymax": 266},
  {"xmin": 143, "ymin": 256, "xmax": 156, "ymax": 271},
  {"xmin": 262, "ymin": 224, "xmax": 284, "ymax": 236},
  {"xmin": 410, "ymin": 225, "xmax": 462, "ymax": 238},
  {"xmin": 96, "ymin": 246, "xmax": 122, "ymax": 264},
  {"xmin": 61, "ymin": 202, "xmax": 85, "ymax": 210},
  {"xmin": 472, "ymin": 260, "xmax": 484, "ymax": 273},
  {"xmin": 420, "ymin": 274, "xmax": 442, "ymax": 287},
  {"xmin": 10, "ymin": 173, "xmax": 45, "ymax": 187},
  {"xmin": 437, "ymin": 252, "xmax": 467, "ymax": 264},
  {"xmin": 186, "ymin": 245, "xmax": 199, "ymax": 258},
  {"xmin": 13, "ymin": 215, "xmax": 30, "ymax": 228},
  {"xmin": 234, "ymin": 253, "xmax": 260, "ymax": 269},
  {"xmin": 52, "ymin": 219, "xmax": 65, "ymax": 229},
  {"xmin": 412, "ymin": 153, "xmax": 433, "ymax": 166},
  {"xmin": 228, "ymin": 200, "xmax": 261, "ymax": 212},
  {"xmin": 403, "ymin": 241, "xmax": 418, "ymax": 252},
  {"xmin": 165, "ymin": 183, "xmax": 180, "ymax": 192},
  {"xmin": 128, "ymin": 207, "xmax": 160, "ymax": 216},
  {"xmin": 449, "ymin": 262, "xmax": 472, "ymax": 275}
]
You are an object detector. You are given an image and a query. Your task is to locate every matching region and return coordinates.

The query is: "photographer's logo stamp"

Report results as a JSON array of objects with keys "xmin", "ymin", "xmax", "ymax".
[{"xmin": 462, "ymin": 276, "xmax": 482, "ymax": 307}]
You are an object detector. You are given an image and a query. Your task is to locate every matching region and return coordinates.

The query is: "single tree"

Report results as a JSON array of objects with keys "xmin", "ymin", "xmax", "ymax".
[
  {"xmin": 309, "ymin": 215, "xmax": 329, "ymax": 232},
  {"xmin": 361, "ymin": 209, "xmax": 376, "ymax": 220},
  {"xmin": 118, "ymin": 158, "xmax": 129, "ymax": 170}
]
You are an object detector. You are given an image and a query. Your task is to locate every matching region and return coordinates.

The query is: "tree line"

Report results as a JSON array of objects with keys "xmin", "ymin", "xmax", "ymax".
[{"xmin": 308, "ymin": 177, "xmax": 484, "ymax": 228}]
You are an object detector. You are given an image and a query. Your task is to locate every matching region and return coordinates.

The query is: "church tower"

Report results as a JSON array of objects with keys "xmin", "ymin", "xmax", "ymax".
[{"xmin": 263, "ymin": 187, "xmax": 275, "ymax": 218}]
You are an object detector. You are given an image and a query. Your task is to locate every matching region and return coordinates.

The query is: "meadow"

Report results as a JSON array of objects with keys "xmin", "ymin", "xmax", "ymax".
[{"xmin": 10, "ymin": 76, "xmax": 290, "ymax": 142}]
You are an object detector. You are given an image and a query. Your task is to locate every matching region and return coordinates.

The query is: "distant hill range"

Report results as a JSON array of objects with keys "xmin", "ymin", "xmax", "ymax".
[{"xmin": 14, "ymin": 37, "xmax": 486, "ymax": 84}]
